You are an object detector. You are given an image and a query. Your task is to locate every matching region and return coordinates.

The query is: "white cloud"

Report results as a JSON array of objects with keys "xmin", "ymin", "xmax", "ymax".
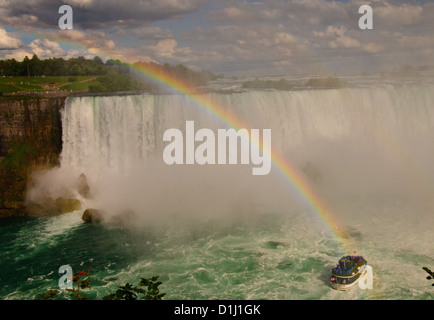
[
  {"xmin": 315, "ymin": 26, "xmax": 361, "ymax": 49},
  {"xmin": 0, "ymin": 28, "xmax": 23, "ymax": 49},
  {"xmin": 152, "ymin": 39, "xmax": 177, "ymax": 58},
  {"xmin": 144, "ymin": 38, "xmax": 193, "ymax": 64},
  {"xmin": 131, "ymin": 26, "xmax": 174, "ymax": 40},
  {"xmin": 1, "ymin": 37, "xmax": 81, "ymax": 61},
  {"xmin": 64, "ymin": 0, "xmax": 94, "ymax": 8},
  {"xmin": 28, "ymin": 39, "xmax": 65, "ymax": 58},
  {"xmin": 362, "ymin": 42, "xmax": 383, "ymax": 54},
  {"xmin": 375, "ymin": 3, "xmax": 423, "ymax": 27},
  {"xmin": 44, "ymin": 29, "xmax": 116, "ymax": 51}
]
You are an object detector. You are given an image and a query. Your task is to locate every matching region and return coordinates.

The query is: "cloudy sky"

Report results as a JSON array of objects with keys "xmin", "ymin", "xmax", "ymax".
[{"xmin": 0, "ymin": 0, "xmax": 433, "ymax": 76}]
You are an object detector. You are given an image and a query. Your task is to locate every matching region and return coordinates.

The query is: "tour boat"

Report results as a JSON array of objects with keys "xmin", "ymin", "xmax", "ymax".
[{"xmin": 329, "ymin": 255, "xmax": 368, "ymax": 291}]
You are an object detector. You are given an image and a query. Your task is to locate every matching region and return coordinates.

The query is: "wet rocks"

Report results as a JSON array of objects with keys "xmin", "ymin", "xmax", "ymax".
[
  {"xmin": 76, "ymin": 173, "xmax": 91, "ymax": 199},
  {"xmin": 54, "ymin": 197, "xmax": 82, "ymax": 213},
  {"xmin": 26, "ymin": 197, "xmax": 82, "ymax": 216},
  {"xmin": 82, "ymin": 208, "xmax": 105, "ymax": 223}
]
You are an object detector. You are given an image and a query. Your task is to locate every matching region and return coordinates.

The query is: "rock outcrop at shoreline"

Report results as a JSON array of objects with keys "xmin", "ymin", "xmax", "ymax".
[
  {"xmin": 82, "ymin": 209, "xmax": 105, "ymax": 223},
  {"xmin": 26, "ymin": 197, "xmax": 82, "ymax": 216}
]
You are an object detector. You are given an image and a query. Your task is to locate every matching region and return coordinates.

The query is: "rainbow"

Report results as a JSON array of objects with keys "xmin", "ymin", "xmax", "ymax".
[{"xmin": 126, "ymin": 62, "xmax": 354, "ymax": 254}]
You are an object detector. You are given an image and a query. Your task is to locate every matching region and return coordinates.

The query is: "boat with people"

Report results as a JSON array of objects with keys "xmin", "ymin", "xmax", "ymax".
[{"xmin": 329, "ymin": 255, "xmax": 368, "ymax": 290}]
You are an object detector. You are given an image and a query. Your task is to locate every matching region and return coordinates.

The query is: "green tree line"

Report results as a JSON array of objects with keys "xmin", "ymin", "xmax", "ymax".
[
  {"xmin": 0, "ymin": 55, "xmax": 108, "ymax": 77},
  {"xmin": 0, "ymin": 55, "xmax": 222, "ymax": 93}
]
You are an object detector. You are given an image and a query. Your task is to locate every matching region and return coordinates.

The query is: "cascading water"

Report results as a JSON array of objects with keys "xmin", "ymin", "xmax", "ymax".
[
  {"xmin": 2, "ymin": 84, "xmax": 434, "ymax": 300},
  {"xmin": 53, "ymin": 85, "xmax": 434, "ymax": 222}
]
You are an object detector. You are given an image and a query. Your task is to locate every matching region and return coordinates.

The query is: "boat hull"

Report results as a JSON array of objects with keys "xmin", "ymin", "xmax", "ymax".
[{"xmin": 330, "ymin": 264, "xmax": 368, "ymax": 291}]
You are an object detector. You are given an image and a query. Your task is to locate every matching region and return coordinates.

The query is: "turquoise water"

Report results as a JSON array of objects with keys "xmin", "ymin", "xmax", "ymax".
[{"xmin": 1, "ymin": 200, "xmax": 432, "ymax": 300}]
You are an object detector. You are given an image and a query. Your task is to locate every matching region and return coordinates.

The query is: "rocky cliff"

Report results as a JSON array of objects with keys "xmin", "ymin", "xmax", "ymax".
[{"xmin": 0, "ymin": 96, "xmax": 65, "ymax": 217}]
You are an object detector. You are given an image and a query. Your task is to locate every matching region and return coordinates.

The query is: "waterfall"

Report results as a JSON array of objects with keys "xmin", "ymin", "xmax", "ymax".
[
  {"xmin": 28, "ymin": 84, "xmax": 434, "ymax": 223},
  {"xmin": 61, "ymin": 86, "xmax": 434, "ymax": 168}
]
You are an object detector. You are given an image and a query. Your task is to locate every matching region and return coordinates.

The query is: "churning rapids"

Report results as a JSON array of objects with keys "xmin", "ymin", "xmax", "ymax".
[{"xmin": 1, "ymin": 83, "xmax": 434, "ymax": 299}]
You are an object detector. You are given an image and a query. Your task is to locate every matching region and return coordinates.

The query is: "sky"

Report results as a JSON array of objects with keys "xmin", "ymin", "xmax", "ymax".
[{"xmin": 0, "ymin": 0, "xmax": 433, "ymax": 76}]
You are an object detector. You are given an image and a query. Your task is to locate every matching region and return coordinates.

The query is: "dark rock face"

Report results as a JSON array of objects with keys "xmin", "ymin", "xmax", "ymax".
[
  {"xmin": 76, "ymin": 173, "xmax": 91, "ymax": 199},
  {"xmin": 26, "ymin": 197, "xmax": 82, "ymax": 216},
  {"xmin": 82, "ymin": 209, "xmax": 105, "ymax": 223},
  {"xmin": 0, "ymin": 97, "xmax": 65, "ymax": 217}
]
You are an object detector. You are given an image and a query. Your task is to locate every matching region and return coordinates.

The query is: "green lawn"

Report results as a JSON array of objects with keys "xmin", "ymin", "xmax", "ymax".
[
  {"xmin": 60, "ymin": 78, "xmax": 99, "ymax": 91},
  {"xmin": 0, "ymin": 83, "xmax": 18, "ymax": 93},
  {"xmin": 0, "ymin": 76, "xmax": 98, "ymax": 93}
]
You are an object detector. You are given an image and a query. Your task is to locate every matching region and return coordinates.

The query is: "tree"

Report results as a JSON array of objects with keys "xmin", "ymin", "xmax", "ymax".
[
  {"xmin": 69, "ymin": 271, "xmax": 92, "ymax": 300},
  {"xmin": 45, "ymin": 57, "xmax": 68, "ymax": 76},
  {"xmin": 70, "ymin": 64, "xmax": 82, "ymax": 76},
  {"xmin": 89, "ymin": 69, "xmax": 143, "ymax": 93},
  {"xmin": 93, "ymin": 56, "xmax": 103, "ymax": 65},
  {"xmin": 30, "ymin": 54, "xmax": 42, "ymax": 76},
  {"xmin": 22, "ymin": 56, "xmax": 30, "ymax": 77},
  {"xmin": 103, "ymin": 276, "xmax": 165, "ymax": 300},
  {"xmin": 4, "ymin": 58, "xmax": 20, "ymax": 76}
]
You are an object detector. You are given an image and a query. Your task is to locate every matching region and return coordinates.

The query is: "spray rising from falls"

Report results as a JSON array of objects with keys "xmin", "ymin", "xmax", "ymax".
[{"xmin": 27, "ymin": 85, "xmax": 434, "ymax": 234}]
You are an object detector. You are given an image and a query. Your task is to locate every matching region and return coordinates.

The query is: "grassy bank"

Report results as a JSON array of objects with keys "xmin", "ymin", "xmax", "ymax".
[{"xmin": 0, "ymin": 76, "xmax": 99, "ymax": 95}]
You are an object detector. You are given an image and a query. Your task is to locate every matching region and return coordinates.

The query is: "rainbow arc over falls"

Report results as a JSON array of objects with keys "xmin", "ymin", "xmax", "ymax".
[{"xmin": 124, "ymin": 62, "xmax": 355, "ymax": 253}]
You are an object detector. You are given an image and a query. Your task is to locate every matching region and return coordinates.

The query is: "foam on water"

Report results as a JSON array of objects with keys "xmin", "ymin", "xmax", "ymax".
[{"xmin": 0, "ymin": 203, "xmax": 432, "ymax": 299}]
